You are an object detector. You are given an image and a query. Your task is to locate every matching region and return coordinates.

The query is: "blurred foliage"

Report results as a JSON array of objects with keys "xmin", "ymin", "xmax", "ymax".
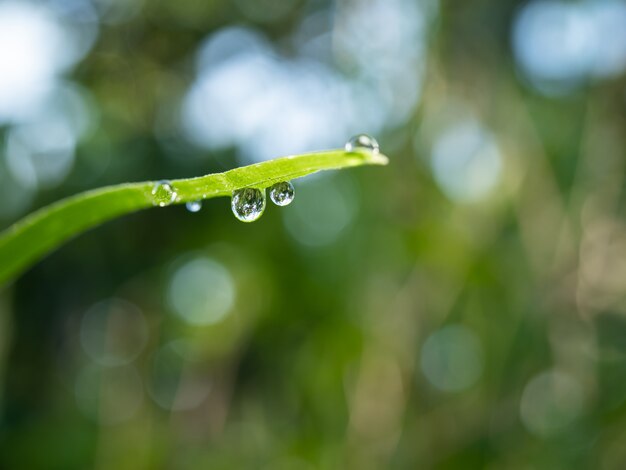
[{"xmin": 2, "ymin": 0, "xmax": 626, "ymax": 469}]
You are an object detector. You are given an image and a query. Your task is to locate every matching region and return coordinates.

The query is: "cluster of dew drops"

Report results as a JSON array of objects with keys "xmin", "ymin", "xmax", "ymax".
[{"xmin": 151, "ymin": 134, "xmax": 379, "ymax": 223}]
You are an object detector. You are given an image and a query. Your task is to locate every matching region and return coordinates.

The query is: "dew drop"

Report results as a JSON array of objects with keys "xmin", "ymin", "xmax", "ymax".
[
  {"xmin": 345, "ymin": 134, "xmax": 380, "ymax": 154},
  {"xmin": 152, "ymin": 180, "xmax": 177, "ymax": 207},
  {"xmin": 269, "ymin": 181, "xmax": 295, "ymax": 207},
  {"xmin": 186, "ymin": 200, "xmax": 202, "ymax": 213},
  {"xmin": 231, "ymin": 188, "xmax": 266, "ymax": 222}
]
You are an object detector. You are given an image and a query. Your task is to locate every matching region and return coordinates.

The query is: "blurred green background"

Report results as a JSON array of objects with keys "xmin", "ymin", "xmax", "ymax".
[{"xmin": 2, "ymin": 0, "xmax": 626, "ymax": 468}]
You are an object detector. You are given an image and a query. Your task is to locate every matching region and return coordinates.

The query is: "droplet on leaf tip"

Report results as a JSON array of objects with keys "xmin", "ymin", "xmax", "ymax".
[{"xmin": 345, "ymin": 134, "xmax": 380, "ymax": 154}]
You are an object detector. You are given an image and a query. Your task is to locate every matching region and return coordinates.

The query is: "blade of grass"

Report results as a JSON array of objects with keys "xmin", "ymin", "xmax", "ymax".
[{"xmin": 0, "ymin": 148, "xmax": 388, "ymax": 286}]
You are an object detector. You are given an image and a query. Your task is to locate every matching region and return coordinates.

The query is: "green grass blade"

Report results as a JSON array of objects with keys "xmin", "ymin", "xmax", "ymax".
[{"xmin": 0, "ymin": 148, "xmax": 388, "ymax": 285}]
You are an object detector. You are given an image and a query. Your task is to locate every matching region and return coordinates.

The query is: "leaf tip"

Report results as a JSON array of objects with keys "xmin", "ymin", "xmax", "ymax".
[{"xmin": 374, "ymin": 152, "xmax": 390, "ymax": 165}]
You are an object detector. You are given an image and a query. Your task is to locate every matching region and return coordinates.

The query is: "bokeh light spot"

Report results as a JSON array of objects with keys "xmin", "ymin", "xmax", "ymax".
[
  {"xmin": 513, "ymin": 0, "xmax": 626, "ymax": 94},
  {"xmin": 431, "ymin": 119, "xmax": 502, "ymax": 203},
  {"xmin": 283, "ymin": 175, "xmax": 358, "ymax": 247},
  {"xmin": 520, "ymin": 370, "xmax": 585, "ymax": 437},
  {"xmin": 0, "ymin": 1, "xmax": 97, "ymax": 123},
  {"xmin": 420, "ymin": 324, "xmax": 484, "ymax": 392},
  {"xmin": 167, "ymin": 256, "xmax": 236, "ymax": 325},
  {"xmin": 74, "ymin": 364, "xmax": 143, "ymax": 425},
  {"xmin": 80, "ymin": 298, "xmax": 149, "ymax": 367},
  {"xmin": 148, "ymin": 341, "xmax": 211, "ymax": 411}
]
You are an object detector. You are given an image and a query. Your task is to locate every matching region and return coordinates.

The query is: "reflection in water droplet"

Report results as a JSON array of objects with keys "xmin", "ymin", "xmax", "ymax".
[
  {"xmin": 186, "ymin": 200, "xmax": 202, "ymax": 213},
  {"xmin": 231, "ymin": 187, "xmax": 265, "ymax": 222},
  {"xmin": 345, "ymin": 134, "xmax": 380, "ymax": 154},
  {"xmin": 269, "ymin": 181, "xmax": 295, "ymax": 206},
  {"xmin": 152, "ymin": 180, "xmax": 177, "ymax": 207}
]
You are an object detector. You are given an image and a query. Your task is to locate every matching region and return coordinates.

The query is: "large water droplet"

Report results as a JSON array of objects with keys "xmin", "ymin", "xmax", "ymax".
[
  {"xmin": 152, "ymin": 180, "xmax": 177, "ymax": 207},
  {"xmin": 186, "ymin": 200, "xmax": 202, "ymax": 213},
  {"xmin": 269, "ymin": 181, "xmax": 295, "ymax": 207},
  {"xmin": 231, "ymin": 188, "xmax": 265, "ymax": 222},
  {"xmin": 345, "ymin": 134, "xmax": 380, "ymax": 154}
]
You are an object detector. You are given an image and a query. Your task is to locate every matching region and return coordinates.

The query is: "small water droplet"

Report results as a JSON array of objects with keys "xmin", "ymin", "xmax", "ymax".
[
  {"xmin": 345, "ymin": 134, "xmax": 380, "ymax": 154},
  {"xmin": 231, "ymin": 188, "xmax": 265, "ymax": 222},
  {"xmin": 269, "ymin": 181, "xmax": 295, "ymax": 207},
  {"xmin": 186, "ymin": 200, "xmax": 202, "ymax": 213},
  {"xmin": 152, "ymin": 180, "xmax": 177, "ymax": 207}
]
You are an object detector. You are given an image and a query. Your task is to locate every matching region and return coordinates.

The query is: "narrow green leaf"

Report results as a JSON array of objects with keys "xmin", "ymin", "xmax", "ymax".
[{"xmin": 0, "ymin": 148, "xmax": 388, "ymax": 286}]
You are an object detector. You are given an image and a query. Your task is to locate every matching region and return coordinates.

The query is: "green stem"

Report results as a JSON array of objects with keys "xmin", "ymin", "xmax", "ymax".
[{"xmin": 0, "ymin": 149, "xmax": 388, "ymax": 285}]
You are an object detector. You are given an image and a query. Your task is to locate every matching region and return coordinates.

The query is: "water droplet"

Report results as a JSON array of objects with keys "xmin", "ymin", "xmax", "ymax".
[
  {"xmin": 152, "ymin": 180, "xmax": 177, "ymax": 207},
  {"xmin": 231, "ymin": 188, "xmax": 265, "ymax": 222},
  {"xmin": 345, "ymin": 134, "xmax": 380, "ymax": 154},
  {"xmin": 269, "ymin": 181, "xmax": 295, "ymax": 207},
  {"xmin": 186, "ymin": 200, "xmax": 202, "ymax": 213}
]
